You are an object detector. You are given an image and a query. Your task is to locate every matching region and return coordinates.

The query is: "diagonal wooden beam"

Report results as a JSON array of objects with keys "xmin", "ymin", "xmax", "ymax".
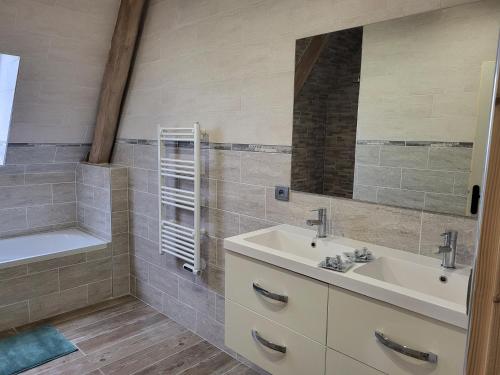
[
  {"xmin": 294, "ymin": 34, "xmax": 330, "ymax": 99},
  {"xmin": 89, "ymin": 0, "xmax": 148, "ymax": 164}
]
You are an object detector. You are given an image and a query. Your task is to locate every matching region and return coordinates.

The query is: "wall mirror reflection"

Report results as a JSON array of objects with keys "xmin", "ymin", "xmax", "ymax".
[
  {"xmin": 291, "ymin": 6, "xmax": 499, "ymax": 217},
  {"xmin": 0, "ymin": 53, "xmax": 20, "ymax": 165}
]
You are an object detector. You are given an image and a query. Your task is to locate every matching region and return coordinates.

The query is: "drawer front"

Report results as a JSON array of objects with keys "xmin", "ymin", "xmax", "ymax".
[
  {"xmin": 225, "ymin": 251, "xmax": 328, "ymax": 343},
  {"xmin": 225, "ymin": 300, "xmax": 326, "ymax": 375},
  {"xmin": 326, "ymin": 348, "xmax": 385, "ymax": 375},
  {"xmin": 328, "ymin": 286, "xmax": 467, "ymax": 375}
]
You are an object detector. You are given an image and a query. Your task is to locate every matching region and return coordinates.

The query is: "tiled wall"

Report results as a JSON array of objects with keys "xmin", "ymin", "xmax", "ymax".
[
  {"xmin": 357, "ymin": 2, "xmax": 500, "ymax": 143},
  {"xmin": 0, "ymin": 0, "xmax": 120, "ymax": 143},
  {"xmin": 118, "ymin": 0, "xmax": 482, "ymax": 145},
  {"xmin": 112, "ymin": 139, "xmax": 477, "ymax": 359},
  {"xmin": 76, "ymin": 163, "xmax": 130, "ymax": 297},
  {"xmin": 0, "ymin": 162, "xmax": 130, "ymax": 331},
  {"xmin": 0, "ymin": 144, "xmax": 89, "ymax": 238},
  {"xmin": 0, "ymin": 242, "xmax": 124, "ymax": 331},
  {"xmin": 354, "ymin": 142, "xmax": 473, "ymax": 215}
]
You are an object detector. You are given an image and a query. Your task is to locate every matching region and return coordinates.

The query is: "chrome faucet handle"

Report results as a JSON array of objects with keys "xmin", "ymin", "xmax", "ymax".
[
  {"xmin": 437, "ymin": 245, "xmax": 451, "ymax": 254},
  {"xmin": 310, "ymin": 207, "xmax": 327, "ymax": 214}
]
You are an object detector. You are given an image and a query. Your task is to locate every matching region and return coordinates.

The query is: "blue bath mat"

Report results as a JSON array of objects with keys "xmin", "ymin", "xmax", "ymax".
[{"xmin": 0, "ymin": 325, "xmax": 77, "ymax": 375}]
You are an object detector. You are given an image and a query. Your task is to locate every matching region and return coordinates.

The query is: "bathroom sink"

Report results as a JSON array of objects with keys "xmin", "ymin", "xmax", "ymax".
[
  {"xmin": 225, "ymin": 224, "xmax": 472, "ymax": 328},
  {"xmin": 243, "ymin": 228, "xmax": 353, "ymax": 262},
  {"xmin": 353, "ymin": 257, "xmax": 468, "ymax": 305}
]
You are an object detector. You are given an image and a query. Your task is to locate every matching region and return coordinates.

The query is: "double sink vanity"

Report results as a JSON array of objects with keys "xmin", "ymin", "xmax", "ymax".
[{"xmin": 224, "ymin": 223, "xmax": 470, "ymax": 375}]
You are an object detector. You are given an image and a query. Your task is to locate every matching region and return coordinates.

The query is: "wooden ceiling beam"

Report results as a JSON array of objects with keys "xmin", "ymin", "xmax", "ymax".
[
  {"xmin": 294, "ymin": 34, "xmax": 329, "ymax": 99},
  {"xmin": 88, "ymin": 0, "xmax": 148, "ymax": 164}
]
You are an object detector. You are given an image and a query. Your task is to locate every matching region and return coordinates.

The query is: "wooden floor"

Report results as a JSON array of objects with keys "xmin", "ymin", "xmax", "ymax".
[{"xmin": 0, "ymin": 296, "xmax": 257, "ymax": 375}]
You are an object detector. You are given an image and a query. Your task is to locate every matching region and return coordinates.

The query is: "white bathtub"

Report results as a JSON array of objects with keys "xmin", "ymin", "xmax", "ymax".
[{"xmin": 0, "ymin": 229, "xmax": 108, "ymax": 269}]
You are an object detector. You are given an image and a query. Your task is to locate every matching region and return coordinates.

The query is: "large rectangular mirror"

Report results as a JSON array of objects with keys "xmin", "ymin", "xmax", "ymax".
[
  {"xmin": 292, "ymin": 3, "xmax": 499, "ymax": 216},
  {"xmin": 0, "ymin": 53, "xmax": 20, "ymax": 165}
]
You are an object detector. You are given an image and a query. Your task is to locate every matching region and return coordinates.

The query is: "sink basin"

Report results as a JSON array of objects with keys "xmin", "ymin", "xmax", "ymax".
[
  {"xmin": 244, "ymin": 228, "xmax": 353, "ymax": 262},
  {"xmin": 354, "ymin": 256, "xmax": 469, "ymax": 305},
  {"xmin": 225, "ymin": 224, "xmax": 471, "ymax": 328}
]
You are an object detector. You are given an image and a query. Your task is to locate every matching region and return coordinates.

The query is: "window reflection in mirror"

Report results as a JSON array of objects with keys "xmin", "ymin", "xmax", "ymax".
[{"xmin": 0, "ymin": 53, "xmax": 20, "ymax": 165}]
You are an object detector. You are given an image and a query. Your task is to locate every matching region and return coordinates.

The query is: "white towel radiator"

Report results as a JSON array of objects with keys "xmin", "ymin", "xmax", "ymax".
[{"xmin": 158, "ymin": 123, "xmax": 201, "ymax": 274}]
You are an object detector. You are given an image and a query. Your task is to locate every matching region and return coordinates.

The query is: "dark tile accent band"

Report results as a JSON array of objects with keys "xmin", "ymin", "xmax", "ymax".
[
  {"xmin": 116, "ymin": 138, "xmax": 292, "ymax": 154},
  {"xmin": 8, "ymin": 143, "xmax": 92, "ymax": 147},
  {"xmin": 356, "ymin": 140, "xmax": 474, "ymax": 148}
]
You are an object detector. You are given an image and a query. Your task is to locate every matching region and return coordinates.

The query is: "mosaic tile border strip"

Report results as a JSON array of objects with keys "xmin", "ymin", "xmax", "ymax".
[
  {"xmin": 356, "ymin": 140, "xmax": 474, "ymax": 148},
  {"xmin": 116, "ymin": 138, "xmax": 293, "ymax": 154},
  {"xmin": 8, "ymin": 143, "xmax": 92, "ymax": 147}
]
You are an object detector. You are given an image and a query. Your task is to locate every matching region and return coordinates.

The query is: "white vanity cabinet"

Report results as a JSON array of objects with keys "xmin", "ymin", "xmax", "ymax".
[
  {"xmin": 225, "ymin": 251, "xmax": 467, "ymax": 375},
  {"xmin": 328, "ymin": 286, "xmax": 467, "ymax": 375}
]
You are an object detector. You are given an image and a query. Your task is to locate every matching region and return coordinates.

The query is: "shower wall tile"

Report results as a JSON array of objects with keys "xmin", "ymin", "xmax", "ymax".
[
  {"xmin": 0, "ymin": 208, "xmax": 28, "ymax": 233},
  {"xmin": 27, "ymin": 203, "xmax": 76, "ymax": 227},
  {"xmin": 0, "ymin": 144, "xmax": 86, "ymax": 238}
]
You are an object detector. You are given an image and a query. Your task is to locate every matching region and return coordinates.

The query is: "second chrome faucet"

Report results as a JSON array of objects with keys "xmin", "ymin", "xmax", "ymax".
[{"xmin": 306, "ymin": 208, "xmax": 328, "ymax": 238}]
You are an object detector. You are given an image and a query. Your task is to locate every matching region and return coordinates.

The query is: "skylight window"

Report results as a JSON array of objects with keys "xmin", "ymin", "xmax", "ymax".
[{"xmin": 0, "ymin": 53, "xmax": 20, "ymax": 165}]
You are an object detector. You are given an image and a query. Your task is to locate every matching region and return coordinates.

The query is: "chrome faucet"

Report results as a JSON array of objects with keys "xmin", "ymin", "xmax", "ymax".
[
  {"xmin": 306, "ymin": 208, "xmax": 328, "ymax": 238},
  {"xmin": 437, "ymin": 230, "xmax": 458, "ymax": 269}
]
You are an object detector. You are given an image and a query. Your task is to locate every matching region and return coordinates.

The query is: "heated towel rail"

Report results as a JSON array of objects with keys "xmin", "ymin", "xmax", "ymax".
[{"xmin": 158, "ymin": 123, "xmax": 201, "ymax": 274}]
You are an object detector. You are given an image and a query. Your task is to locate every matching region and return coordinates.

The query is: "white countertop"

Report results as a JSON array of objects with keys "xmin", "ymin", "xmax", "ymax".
[{"xmin": 224, "ymin": 224, "xmax": 471, "ymax": 329}]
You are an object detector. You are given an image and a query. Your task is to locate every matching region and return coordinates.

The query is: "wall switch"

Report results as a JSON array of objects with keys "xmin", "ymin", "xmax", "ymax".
[{"xmin": 275, "ymin": 186, "xmax": 289, "ymax": 201}]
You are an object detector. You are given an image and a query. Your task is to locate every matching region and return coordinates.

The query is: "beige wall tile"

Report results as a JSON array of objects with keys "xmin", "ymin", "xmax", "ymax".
[
  {"xmin": 88, "ymin": 278, "xmax": 113, "ymax": 305},
  {"xmin": 420, "ymin": 212, "xmax": 477, "ymax": 264},
  {"xmin": 332, "ymin": 198, "xmax": 422, "ymax": 253},
  {"xmin": 28, "ymin": 252, "xmax": 86, "ymax": 273},
  {"xmin": 0, "ymin": 265, "xmax": 28, "ymax": 281},
  {"xmin": 0, "ymin": 270, "xmax": 59, "ymax": 306},
  {"xmin": 216, "ymin": 180, "xmax": 265, "ymax": 218},
  {"xmin": 265, "ymin": 189, "xmax": 330, "ymax": 227},
  {"xmin": 29, "ymin": 285, "xmax": 88, "ymax": 322},
  {"xmin": 207, "ymin": 150, "xmax": 240, "ymax": 182},
  {"xmin": 59, "ymin": 258, "xmax": 112, "ymax": 291},
  {"xmin": 240, "ymin": 152, "xmax": 291, "ymax": 187},
  {"xmin": 0, "ymin": 302, "xmax": 29, "ymax": 331}
]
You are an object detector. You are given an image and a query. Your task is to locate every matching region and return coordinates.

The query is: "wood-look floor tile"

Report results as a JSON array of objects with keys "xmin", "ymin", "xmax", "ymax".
[
  {"xmin": 31, "ymin": 320, "xmax": 176, "ymax": 375},
  {"xmin": 77, "ymin": 312, "xmax": 168, "ymax": 353},
  {"xmin": 133, "ymin": 341, "xmax": 220, "ymax": 375},
  {"xmin": 10, "ymin": 297, "xmax": 256, "ymax": 375},
  {"xmin": 16, "ymin": 296, "xmax": 139, "ymax": 333},
  {"xmin": 100, "ymin": 325, "xmax": 201, "ymax": 375},
  {"xmin": 224, "ymin": 364, "xmax": 261, "ymax": 375},
  {"xmin": 177, "ymin": 351, "xmax": 239, "ymax": 374},
  {"xmin": 66, "ymin": 305, "xmax": 158, "ymax": 342},
  {"xmin": 23, "ymin": 351, "xmax": 86, "ymax": 375}
]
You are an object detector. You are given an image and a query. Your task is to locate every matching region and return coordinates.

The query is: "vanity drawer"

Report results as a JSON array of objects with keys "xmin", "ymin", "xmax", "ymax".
[
  {"xmin": 225, "ymin": 251, "xmax": 328, "ymax": 343},
  {"xmin": 326, "ymin": 348, "xmax": 385, "ymax": 375},
  {"xmin": 328, "ymin": 286, "xmax": 467, "ymax": 375},
  {"xmin": 225, "ymin": 300, "xmax": 326, "ymax": 375}
]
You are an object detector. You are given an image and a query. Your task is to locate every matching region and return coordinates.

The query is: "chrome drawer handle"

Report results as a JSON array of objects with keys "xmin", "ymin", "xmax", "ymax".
[
  {"xmin": 252, "ymin": 283, "xmax": 288, "ymax": 303},
  {"xmin": 252, "ymin": 329, "xmax": 287, "ymax": 354},
  {"xmin": 375, "ymin": 330, "xmax": 438, "ymax": 364}
]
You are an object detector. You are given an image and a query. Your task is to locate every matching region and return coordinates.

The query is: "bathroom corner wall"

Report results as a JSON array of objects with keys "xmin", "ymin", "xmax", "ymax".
[
  {"xmin": 113, "ymin": 140, "xmax": 478, "ymax": 358},
  {"xmin": 76, "ymin": 163, "xmax": 130, "ymax": 298},
  {"xmin": 0, "ymin": 144, "xmax": 89, "ymax": 238}
]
